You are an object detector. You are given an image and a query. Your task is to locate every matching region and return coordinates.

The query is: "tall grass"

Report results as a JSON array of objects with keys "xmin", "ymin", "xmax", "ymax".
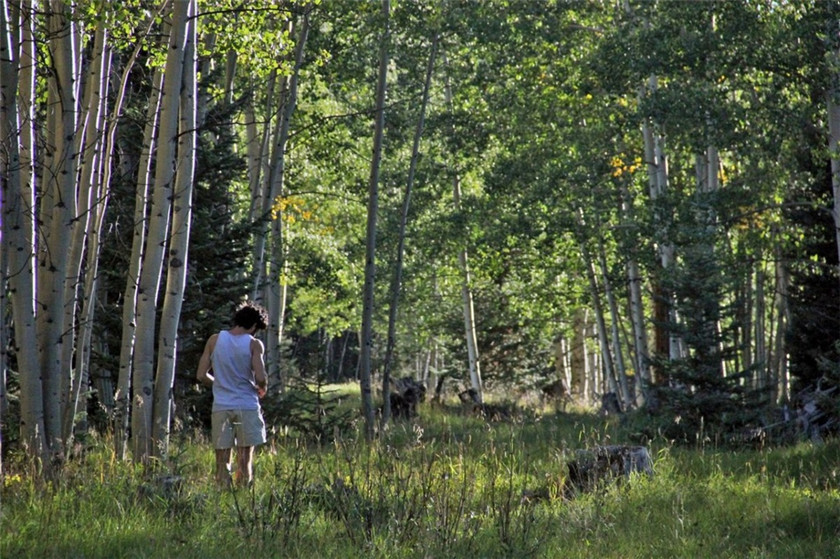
[{"xmin": 2, "ymin": 403, "xmax": 840, "ymax": 558}]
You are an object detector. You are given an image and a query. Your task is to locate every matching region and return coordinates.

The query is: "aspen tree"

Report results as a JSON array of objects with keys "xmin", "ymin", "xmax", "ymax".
[
  {"xmin": 151, "ymin": 0, "xmax": 197, "ymax": 458},
  {"xmin": 61, "ymin": 23, "xmax": 109, "ymax": 445},
  {"xmin": 1, "ymin": 0, "xmax": 46, "ymax": 467},
  {"xmin": 131, "ymin": 0, "xmax": 190, "ymax": 461},
  {"xmin": 115, "ymin": 64, "xmax": 163, "ymax": 459},
  {"xmin": 381, "ymin": 34, "xmax": 437, "ymax": 424},
  {"xmin": 264, "ymin": 12, "xmax": 311, "ymax": 391},
  {"xmin": 37, "ymin": 0, "xmax": 78, "ymax": 461},
  {"xmin": 442, "ymin": 56, "xmax": 483, "ymax": 403},
  {"xmin": 576, "ymin": 210, "xmax": 620, "ymax": 406},
  {"xmin": 360, "ymin": 0, "xmax": 390, "ymax": 440}
]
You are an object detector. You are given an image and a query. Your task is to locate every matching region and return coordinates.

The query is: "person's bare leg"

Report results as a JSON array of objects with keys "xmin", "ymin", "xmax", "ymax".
[
  {"xmin": 235, "ymin": 446, "xmax": 254, "ymax": 487},
  {"xmin": 215, "ymin": 448, "xmax": 233, "ymax": 487}
]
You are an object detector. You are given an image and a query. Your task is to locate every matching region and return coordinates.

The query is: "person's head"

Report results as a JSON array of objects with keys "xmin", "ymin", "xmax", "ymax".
[{"xmin": 232, "ymin": 301, "xmax": 269, "ymax": 332}]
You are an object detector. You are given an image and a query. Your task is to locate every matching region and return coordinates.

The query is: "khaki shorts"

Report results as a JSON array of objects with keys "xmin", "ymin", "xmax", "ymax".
[{"xmin": 212, "ymin": 409, "xmax": 267, "ymax": 448}]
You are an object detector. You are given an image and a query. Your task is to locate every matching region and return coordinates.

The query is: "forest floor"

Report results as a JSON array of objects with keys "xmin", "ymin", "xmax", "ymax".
[{"xmin": 2, "ymin": 387, "xmax": 840, "ymax": 558}]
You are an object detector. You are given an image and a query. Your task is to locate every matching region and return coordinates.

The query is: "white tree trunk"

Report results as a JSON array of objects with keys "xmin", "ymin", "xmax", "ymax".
[
  {"xmin": 82, "ymin": 4, "xmax": 155, "ymax": 457},
  {"xmin": 243, "ymin": 14, "xmax": 309, "ymax": 392},
  {"xmin": 115, "ymin": 64, "xmax": 163, "ymax": 459},
  {"xmin": 626, "ymin": 256, "xmax": 649, "ymax": 399},
  {"xmin": 753, "ymin": 265, "xmax": 765, "ymax": 389},
  {"xmin": 443, "ymin": 57, "xmax": 483, "ymax": 402},
  {"xmin": 596, "ymin": 235, "xmax": 632, "ymax": 407},
  {"xmin": 641, "ymin": 74, "xmax": 683, "ymax": 363},
  {"xmin": 245, "ymin": 75, "xmax": 272, "ymax": 252},
  {"xmin": 558, "ymin": 336, "xmax": 571, "ymax": 398},
  {"xmin": 1, "ymin": 1, "xmax": 14, "ymax": 438},
  {"xmin": 620, "ymin": 179, "xmax": 651, "ymax": 402},
  {"xmin": 131, "ymin": 0, "xmax": 189, "ymax": 461},
  {"xmin": 248, "ymin": 68, "xmax": 279, "ymax": 300},
  {"xmin": 61, "ymin": 23, "xmax": 110, "ymax": 446},
  {"xmin": 1, "ymin": 0, "xmax": 47, "ymax": 465},
  {"xmin": 577, "ymin": 222, "xmax": 620, "ymax": 407},
  {"xmin": 152, "ymin": 0, "xmax": 197, "ymax": 458},
  {"xmin": 269, "ymin": 14, "xmax": 309, "ymax": 388},
  {"xmin": 572, "ymin": 309, "xmax": 590, "ymax": 404},
  {"xmin": 772, "ymin": 237, "xmax": 790, "ymax": 403},
  {"xmin": 250, "ymin": 19, "xmax": 289, "ymax": 299},
  {"xmin": 457, "ymin": 226, "xmax": 483, "ymax": 400},
  {"xmin": 37, "ymin": 1, "xmax": 79, "ymax": 459}
]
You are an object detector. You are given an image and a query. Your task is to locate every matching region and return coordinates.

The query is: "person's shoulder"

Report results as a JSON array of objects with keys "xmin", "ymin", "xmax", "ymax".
[
  {"xmin": 203, "ymin": 332, "xmax": 220, "ymax": 354},
  {"xmin": 250, "ymin": 336, "xmax": 265, "ymax": 351}
]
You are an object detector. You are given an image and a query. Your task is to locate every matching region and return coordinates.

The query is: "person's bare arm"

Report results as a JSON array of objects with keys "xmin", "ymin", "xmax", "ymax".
[
  {"xmin": 251, "ymin": 337, "xmax": 268, "ymax": 398},
  {"xmin": 197, "ymin": 334, "xmax": 218, "ymax": 386}
]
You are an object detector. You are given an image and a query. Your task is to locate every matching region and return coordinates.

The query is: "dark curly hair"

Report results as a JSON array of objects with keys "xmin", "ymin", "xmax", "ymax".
[{"xmin": 232, "ymin": 301, "xmax": 269, "ymax": 331}]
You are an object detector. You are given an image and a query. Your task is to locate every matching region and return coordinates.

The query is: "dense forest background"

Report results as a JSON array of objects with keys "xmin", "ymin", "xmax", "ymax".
[{"xmin": 3, "ymin": 0, "xmax": 840, "ymax": 476}]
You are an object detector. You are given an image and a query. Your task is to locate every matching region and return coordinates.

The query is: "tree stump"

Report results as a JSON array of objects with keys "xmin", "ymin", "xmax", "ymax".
[{"xmin": 563, "ymin": 445, "xmax": 653, "ymax": 497}]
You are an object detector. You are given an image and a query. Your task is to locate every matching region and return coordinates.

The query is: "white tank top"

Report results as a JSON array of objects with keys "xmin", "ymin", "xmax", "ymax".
[{"xmin": 211, "ymin": 330, "xmax": 259, "ymax": 411}]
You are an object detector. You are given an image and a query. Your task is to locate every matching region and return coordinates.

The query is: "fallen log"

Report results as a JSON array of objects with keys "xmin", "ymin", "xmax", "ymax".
[{"xmin": 521, "ymin": 444, "xmax": 653, "ymax": 504}]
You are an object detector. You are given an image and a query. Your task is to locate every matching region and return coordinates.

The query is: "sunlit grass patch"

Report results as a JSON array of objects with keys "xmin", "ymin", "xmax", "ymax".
[{"xmin": 3, "ymin": 408, "xmax": 840, "ymax": 558}]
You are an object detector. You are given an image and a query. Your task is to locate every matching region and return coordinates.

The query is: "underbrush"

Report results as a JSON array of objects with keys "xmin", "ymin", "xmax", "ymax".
[{"xmin": 2, "ymin": 405, "xmax": 840, "ymax": 558}]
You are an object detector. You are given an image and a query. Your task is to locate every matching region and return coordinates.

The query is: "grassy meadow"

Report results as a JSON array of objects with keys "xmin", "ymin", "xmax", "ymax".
[{"xmin": 2, "ymin": 386, "xmax": 840, "ymax": 558}]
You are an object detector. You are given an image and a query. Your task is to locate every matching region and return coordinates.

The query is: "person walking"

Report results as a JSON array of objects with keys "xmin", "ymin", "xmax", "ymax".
[{"xmin": 197, "ymin": 301, "xmax": 269, "ymax": 487}]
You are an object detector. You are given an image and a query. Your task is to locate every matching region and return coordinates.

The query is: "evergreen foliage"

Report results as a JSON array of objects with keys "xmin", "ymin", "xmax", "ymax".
[
  {"xmin": 263, "ymin": 376, "xmax": 356, "ymax": 442},
  {"xmin": 773, "ymin": 0, "xmax": 840, "ymax": 398}
]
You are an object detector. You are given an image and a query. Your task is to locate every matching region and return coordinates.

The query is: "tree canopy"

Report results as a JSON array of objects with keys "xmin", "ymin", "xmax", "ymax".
[{"xmin": 2, "ymin": 0, "xmax": 840, "ymax": 471}]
